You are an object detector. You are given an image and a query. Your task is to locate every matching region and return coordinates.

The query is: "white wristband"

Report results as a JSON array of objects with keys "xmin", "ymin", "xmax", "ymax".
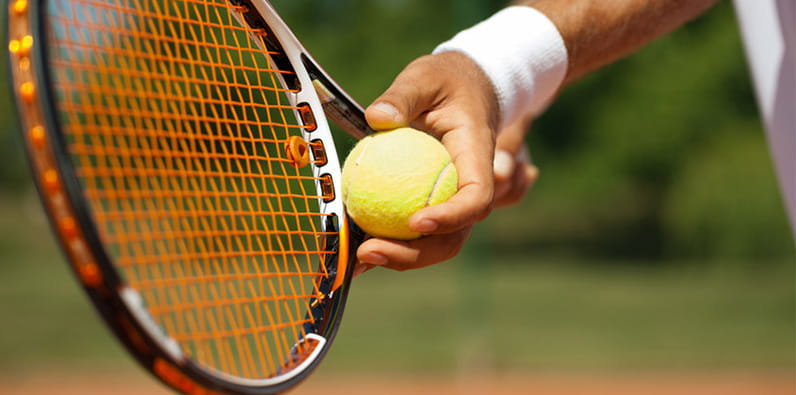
[{"xmin": 433, "ymin": 6, "xmax": 568, "ymax": 130}]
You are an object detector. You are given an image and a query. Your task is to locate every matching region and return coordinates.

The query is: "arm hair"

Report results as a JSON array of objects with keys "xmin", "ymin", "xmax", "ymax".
[{"xmin": 516, "ymin": 0, "xmax": 721, "ymax": 83}]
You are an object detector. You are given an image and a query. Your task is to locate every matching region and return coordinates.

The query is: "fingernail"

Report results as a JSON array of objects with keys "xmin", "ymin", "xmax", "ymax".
[
  {"xmin": 413, "ymin": 218, "xmax": 438, "ymax": 233},
  {"xmin": 370, "ymin": 102, "xmax": 400, "ymax": 123},
  {"xmin": 360, "ymin": 252, "xmax": 388, "ymax": 266},
  {"xmin": 493, "ymin": 150, "xmax": 513, "ymax": 181}
]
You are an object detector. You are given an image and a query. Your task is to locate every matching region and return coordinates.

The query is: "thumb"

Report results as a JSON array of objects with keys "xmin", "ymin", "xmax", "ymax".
[{"xmin": 365, "ymin": 56, "xmax": 442, "ymax": 131}]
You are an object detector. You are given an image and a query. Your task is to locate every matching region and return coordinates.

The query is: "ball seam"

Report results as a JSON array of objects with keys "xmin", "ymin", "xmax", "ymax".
[{"xmin": 425, "ymin": 161, "xmax": 454, "ymax": 207}]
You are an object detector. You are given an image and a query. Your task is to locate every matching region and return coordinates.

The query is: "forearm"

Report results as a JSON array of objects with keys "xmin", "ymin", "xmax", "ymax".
[{"xmin": 518, "ymin": 0, "xmax": 720, "ymax": 83}]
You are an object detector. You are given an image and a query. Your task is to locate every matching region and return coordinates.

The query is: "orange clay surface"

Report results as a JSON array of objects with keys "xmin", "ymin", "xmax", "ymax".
[{"xmin": 2, "ymin": 370, "xmax": 793, "ymax": 395}]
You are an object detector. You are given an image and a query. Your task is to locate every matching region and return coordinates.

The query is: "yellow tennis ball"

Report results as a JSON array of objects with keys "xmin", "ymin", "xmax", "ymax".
[{"xmin": 342, "ymin": 127, "xmax": 458, "ymax": 240}]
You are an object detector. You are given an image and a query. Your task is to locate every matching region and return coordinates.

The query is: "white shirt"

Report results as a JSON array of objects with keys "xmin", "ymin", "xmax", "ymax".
[{"xmin": 733, "ymin": 0, "xmax": 795, "ymax": 237}]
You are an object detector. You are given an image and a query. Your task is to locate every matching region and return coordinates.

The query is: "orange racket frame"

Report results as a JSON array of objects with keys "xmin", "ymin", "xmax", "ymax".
[{"xmin": 7, "ymin": 0, "xmax": 371, "ymax": 393}]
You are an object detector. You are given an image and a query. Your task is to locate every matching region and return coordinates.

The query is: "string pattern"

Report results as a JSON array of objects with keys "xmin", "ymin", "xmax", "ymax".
[{"xmin": 46, "ymin": 0, "xmax": 333, "ymax": 379}]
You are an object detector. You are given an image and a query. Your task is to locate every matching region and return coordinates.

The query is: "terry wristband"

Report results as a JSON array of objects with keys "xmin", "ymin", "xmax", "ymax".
[{"xmin": 433, "ymin": 6, "xmax": 568, "ymax": 130}]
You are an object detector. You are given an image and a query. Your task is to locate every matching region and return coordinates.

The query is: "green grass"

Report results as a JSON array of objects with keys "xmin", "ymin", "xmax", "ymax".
[
  {"xmin": 328, "ymin": 257, "xmax": 795, "ymax": 373},
  {"xmin": 1, "ymin": 193, "xmax": 793, "ymax": 375}
]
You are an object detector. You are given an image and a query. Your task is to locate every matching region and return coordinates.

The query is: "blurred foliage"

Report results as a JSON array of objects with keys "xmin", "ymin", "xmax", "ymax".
[
  {"xmin": 1, "ymin": 0, "xmax": 793, "ymax": 262},
  {"xmin": 520, "ymin": 2, "xmax": 795, "ymax": 261}
]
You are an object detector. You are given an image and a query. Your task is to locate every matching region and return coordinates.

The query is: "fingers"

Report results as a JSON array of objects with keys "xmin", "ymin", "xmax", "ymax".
[
  {"xmin": 493, "ymin": 113, "xmax": 538, "ymax": 207},
  {"xmin": 364, "ymin": 55, "xmax": 441, "ymax": 131},
  {"xmin": 408, "ymin": 144, "xmax": 494, "ymax": 234},
  {"xmin": 353, "ymin": 262, "xmax": 378, "ymax": 278},
  {"xmin": 494, "ymin": 112, "xmax": 531, "ymax": 160},
  {"xmin": 356, "ymin": 52, "xmax": 500, "ymax": 271},
  {"xmin": 493, "ymin": 135, "xmax": 527, "ymax": 184},
  {"xmin": 355, "ymin": 227, "xmax": 473, "ymax": 271},
  {"xmin": 365, "ymin": 52, "xmax": 498, "ymax": 134},
  {"xmin": 493, "ymin": 150, "xmax": 515, "ymax": 182},
  {"xmin": 494, "ymin": 155, "xmax": 539, "ymax": 208},
  {"xmin": 364, "ymin": 52, "xmax": 500, "ymax": 236},
  {"xmin": 408, "ymin": 105, "xmax": 497, "ymax": 233}
]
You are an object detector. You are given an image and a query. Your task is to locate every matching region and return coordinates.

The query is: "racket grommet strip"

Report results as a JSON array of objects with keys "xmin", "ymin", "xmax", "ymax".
[
  {"xmin": 29, "ymin": 126, "xmax": 46, "ymax": 148},
  {"xmin": 17, "ymin": 57, "xmax": 30, "ymax": 71},
  {"xmin": 12, "ymin": 0, "xmax": 27, "ymax": 15},
  {"xmin": 76, "ymin": 263, "xmax": 102, "ymax": 288},
  {"xmin": 42, "ymin": 169, "xmax": 59, "ymax": 192},
  {"xmin": 59, "ymin": 216, "xmax": 78, "ymax": 239},
  {"xmin": 319, "ymin": 174, "xmax": 335, "ymax": 203},
  {"xmin": 19, "ymin": 81, "xmax": 35, "ymax": 103},
  {"xmin": 9, "ymin": 36, "xmax": 32, "ymax": 57},
  {"xmin": 19, "ymin": 35, "xmax": 33, "ymax": 56},
  {"xmin": 8, "ymin": 39, "xmax": 20, "ymax": 54},
  {"xmin": 298, "ymin": 103, "xmax": 317, "ymax": 132},
  {"xmin": 310, "ymin": 139, "xmax": 328, "ymax": 167}
]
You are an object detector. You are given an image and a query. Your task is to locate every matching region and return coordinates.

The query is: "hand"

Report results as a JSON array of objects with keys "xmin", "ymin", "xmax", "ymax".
[
  {"xmin": 353, "ymin": 51, "xmax": 499, "ymax": 275},
  {"xmin": 492, "ymin": 113, "xmax": 539, "ymax": 208}
]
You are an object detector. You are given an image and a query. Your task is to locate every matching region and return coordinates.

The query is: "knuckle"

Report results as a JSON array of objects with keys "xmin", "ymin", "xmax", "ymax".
[{"xmin": 409, "ymin": 54, "xmax": 436, "ymax": 67}]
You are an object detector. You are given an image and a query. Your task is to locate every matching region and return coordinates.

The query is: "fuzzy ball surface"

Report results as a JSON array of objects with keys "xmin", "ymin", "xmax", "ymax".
[{"xmin": 342, "ymin": 128, "xmax": 458, "ymax": 240}]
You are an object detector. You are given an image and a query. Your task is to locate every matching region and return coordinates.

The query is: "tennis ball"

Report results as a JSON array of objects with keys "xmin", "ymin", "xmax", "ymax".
[{"xmin": 342, "ymin": 127, "xmax": 458, "ymax": 240}]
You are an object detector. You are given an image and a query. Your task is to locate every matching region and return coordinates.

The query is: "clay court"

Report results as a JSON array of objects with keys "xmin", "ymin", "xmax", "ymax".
[{"xmin": 4, "ymin": 371, "xmax": 795, "ymax": 395}]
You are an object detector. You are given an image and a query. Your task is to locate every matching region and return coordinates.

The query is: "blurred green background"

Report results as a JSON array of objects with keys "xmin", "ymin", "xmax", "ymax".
[{"xmin": 0, "ymin": 0, "xmax": 793, "ymax": 388}]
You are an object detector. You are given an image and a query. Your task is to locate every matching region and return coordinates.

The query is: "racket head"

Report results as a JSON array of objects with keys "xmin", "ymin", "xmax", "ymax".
[{"xmin": 7, "ymin": 0, "xmax": 365, "ymax": 393}]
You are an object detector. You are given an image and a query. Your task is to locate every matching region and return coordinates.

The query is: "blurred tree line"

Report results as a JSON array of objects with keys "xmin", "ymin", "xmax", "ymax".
[{"xmin": 1, "ymin": 0, "xmax": 793, "ymax": 263}]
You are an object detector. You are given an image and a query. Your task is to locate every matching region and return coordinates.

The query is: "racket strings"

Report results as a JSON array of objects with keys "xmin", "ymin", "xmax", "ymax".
[{"xmin": 47, "ymin": 0, "xmax": 332, "ymax": 379}]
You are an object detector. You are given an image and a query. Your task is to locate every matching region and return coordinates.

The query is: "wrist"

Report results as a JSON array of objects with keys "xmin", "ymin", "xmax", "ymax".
[{"xmin": 433, "ymin": 6, "xmax": 568, "ymax": 129}]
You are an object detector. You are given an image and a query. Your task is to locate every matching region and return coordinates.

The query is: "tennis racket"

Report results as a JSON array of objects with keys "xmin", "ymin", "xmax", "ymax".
[{"xmin": 7, "ymin": 0, "xmax": 373, "ymax": 393}]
